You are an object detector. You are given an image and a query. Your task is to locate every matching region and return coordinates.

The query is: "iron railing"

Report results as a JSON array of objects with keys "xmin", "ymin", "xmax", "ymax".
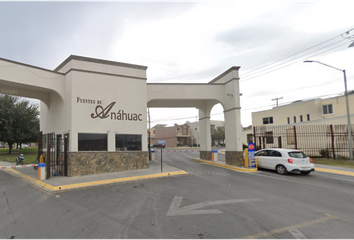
[{"xmin": 252, "ymin": 124, "xmax": 354, "ymax": 158}]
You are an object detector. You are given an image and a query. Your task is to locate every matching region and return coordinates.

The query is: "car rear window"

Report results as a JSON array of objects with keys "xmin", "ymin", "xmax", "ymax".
[{"xmin": 288, "ymin": 151, "xmax": 307, "ymax": 158}]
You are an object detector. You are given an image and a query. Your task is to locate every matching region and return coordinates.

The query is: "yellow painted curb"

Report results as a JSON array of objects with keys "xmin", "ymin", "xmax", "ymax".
[
  {"xmin": 315, "ymin": 167, "xmax": 354, "ymax": 177},
  {"xmin": 6, "ymin": 169, "xmax": 57, "ymax": 190},
  {"xmin": 193, "ymin": 159, "xmax": 258, "ymax": 172},
  {"xmin": 5, "ymin": 169, "xmax": 188, "ymax": 191}
]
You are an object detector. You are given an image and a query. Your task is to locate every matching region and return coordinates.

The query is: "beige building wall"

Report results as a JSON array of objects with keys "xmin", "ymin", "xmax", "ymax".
[
  {"xmin": 151, "ymin": 123, "xmax": 192, "ymax": 147},
  {"xmin": 252, "ymin": 94, "xmax": 354, "ymax": 127},
  {"xmin": 39, "ymin": 56, "xmax": 149, "ymax": 152},
  {"xmin": 243, "ymin": 94, "xmax": 354, "ymax": 154}
]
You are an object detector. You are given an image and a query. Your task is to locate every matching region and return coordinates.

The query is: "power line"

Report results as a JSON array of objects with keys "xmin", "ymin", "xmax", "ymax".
[
  {"xmin": 240, "ymin": 27, "xmax": 354, "ymax": 82},
  {"xmin": 241, "ymin": 38, "xmax": 347, "ymax": 79},
  {"xmin": 242, "ymin": 35, "xmax": 345, "ymax": 78},
  {"xmin": 241, "ymin": 40, "xmax": 350, "ymax": 82}
]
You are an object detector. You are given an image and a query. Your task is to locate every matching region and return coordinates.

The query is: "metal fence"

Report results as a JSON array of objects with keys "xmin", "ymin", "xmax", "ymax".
[
  {"xmin": 46, "ymin": 133, "xmax": 69, "ymax": 178},
  {"xmin": 252, "ymin": 124, "xmax": 354, "ymax": 158}
]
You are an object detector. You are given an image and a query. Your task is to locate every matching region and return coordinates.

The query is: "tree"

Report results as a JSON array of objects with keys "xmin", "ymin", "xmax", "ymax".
[
  {"xmin": 0, "ymin": 95, "xmax": 39, "ymax": 154},
  {"xmin": 211, "ymin": 126, "xmax": 225, "ymax": 146}
]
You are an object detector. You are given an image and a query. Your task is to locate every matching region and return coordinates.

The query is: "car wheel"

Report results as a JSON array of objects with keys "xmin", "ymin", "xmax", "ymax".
[
  {"xmin": 276, "ymin": 165, "xmax": 288, "ymax": 175},
  {"xmin": 300, "ymin": 171, "xmax": 311, "ymax": 175}
]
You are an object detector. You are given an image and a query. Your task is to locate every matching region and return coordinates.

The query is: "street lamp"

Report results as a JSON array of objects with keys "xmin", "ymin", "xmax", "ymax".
[{"xmin": 304, "ymin": 60, "xmax": 353, "ymax": 160}]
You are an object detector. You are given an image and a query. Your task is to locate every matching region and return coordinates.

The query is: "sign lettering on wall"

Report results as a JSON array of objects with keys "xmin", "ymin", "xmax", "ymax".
[{"xmin": 76, "ymin": 97, "xmax": 143, "ymax": 121}]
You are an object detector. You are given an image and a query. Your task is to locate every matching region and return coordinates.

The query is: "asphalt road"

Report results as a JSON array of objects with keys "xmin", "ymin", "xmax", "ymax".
[{"xmin": 2, "ymin": 150, "xmax": 354, "ymax": 239}]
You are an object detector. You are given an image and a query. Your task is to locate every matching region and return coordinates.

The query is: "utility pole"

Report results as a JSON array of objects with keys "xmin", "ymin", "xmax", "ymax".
[
  {"xmin": 196, "ymin": 115, "xmax": 198, "ymax": 147},
  {"xmin": 272, "ymin": 97, "xmax": 283, "ymax": 107},
  {"xmin": 148, "ymin": 108, "xmax": 151, "ymax": 160},
  {"xmin": 304, "ymin": 60, "xmax": 353, "ymax": 160}
]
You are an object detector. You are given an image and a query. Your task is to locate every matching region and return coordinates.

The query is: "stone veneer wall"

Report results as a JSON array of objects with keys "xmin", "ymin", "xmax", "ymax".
[
  {"xmin": 200, "ymin": 151, "xmax": 212, "ymax": 161},
  {"xmin": 225, "ymin": 151, "xmax": 243, "ymax": 167},
  {"xmin": 67, "ymin": 151, "xmax": 149, "ymax": 177}
]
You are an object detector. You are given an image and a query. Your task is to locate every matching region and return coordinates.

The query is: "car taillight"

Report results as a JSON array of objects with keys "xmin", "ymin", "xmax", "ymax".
[
  {"xmin": 288, "ymin": 158, "xmax": 293, "ymax": 164},
  {"xmin": 310, "ymin": 158, "xmax": 313, "ymax": 163}
]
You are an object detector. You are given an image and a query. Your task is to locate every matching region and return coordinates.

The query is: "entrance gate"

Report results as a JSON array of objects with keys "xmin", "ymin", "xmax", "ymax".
[{"xmin": 46, "ymin": 133, "xmax": 69, "ymax": 179}]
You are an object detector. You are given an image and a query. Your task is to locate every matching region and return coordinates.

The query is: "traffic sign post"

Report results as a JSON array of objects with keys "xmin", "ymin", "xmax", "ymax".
[
  {"xmin": 158, "ymin": 139, "xmax": 166, "ymax": 146},
  {"xmin": 248, "ymin": 143, "xmax": 256, "ymax": 169},
  {"xmin": 158, "ymin": 139, "xmax": 166, "ymax": 172}
]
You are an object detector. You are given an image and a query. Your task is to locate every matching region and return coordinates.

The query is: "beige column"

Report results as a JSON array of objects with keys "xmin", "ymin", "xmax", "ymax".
[
  {"xmin": 224, "ymin": 107, "xmax": 243, "ymax": 166},
  {"xmin": 198, "ymin": 101, "xmax": 214, "ymax": 160}
]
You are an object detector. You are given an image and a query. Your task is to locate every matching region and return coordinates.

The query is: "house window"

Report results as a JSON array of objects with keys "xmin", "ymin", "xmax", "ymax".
[
  {"xmin": 287, "ymin": 117, "xmax": 290, "ymax": 124},
  {"xmin": 307, "ymin": 114, "xmax": 310, "ymax": 121},
  {"xmin": 265, "ymin": 131, "xmax": 274, "ymax": 144},
  {"xmin": 78, "ymin": 133, "xmax": 107, "ymax": 151},
  {"xmin": 323, "ymin": 104, "xmax": 333, "ymax": 115},
  {"xmin": 183, "ymin": 128, "xmax": 187, "ymax": 135},
  {"xmin": 294, "ymin": 116, "xmax": 296, "ymax": 123},
  {"xmin": 177, "ymin": 128, "xmax": 180, "ymax": 131},
  {"xmin": 247, "ymin": 134, "xmax": 253, "ymax": 143},
  {"xmin": 300, "ymin": 115, "xmax": 303, "ymax": 122},
  {"xmin": 263, "ymin": 117, "xmax": 273, "ymax": 124},
  {"xmin": 116, "ymin": 134, "xmax": 141, "ymax": 151}
]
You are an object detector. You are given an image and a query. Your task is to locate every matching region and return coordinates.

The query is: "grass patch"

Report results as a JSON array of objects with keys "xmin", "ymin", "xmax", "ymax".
[
  {"xmin": 0, "ymin": 147, "xmax": 38, "ymax": 154},
  {"xmin": 0, "ymin": 147, "xmax": 38, "ymax": 165},
  {"xmin": 314, "ymin": 158, "xmax": 354, "ymax": 169}
]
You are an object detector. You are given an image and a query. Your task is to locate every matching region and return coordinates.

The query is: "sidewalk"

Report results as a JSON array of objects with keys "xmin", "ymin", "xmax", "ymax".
[{"xmin": 0, "ymin": 160, "xmax": 188, "ymax": 192}]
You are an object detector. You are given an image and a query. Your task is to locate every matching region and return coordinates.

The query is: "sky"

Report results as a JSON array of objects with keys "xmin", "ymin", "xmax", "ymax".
[{"xmin": 0, "ymin": 0, "xmax": 354, "ymax": 128}]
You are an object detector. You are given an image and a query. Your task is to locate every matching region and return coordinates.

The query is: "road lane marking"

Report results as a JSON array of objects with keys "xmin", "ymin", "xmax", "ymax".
[
  {"xmin": 289, "ymin": 229, "xmax": 307, "ymax": 239},
  {"xmin": 240, "ymin": 214, "xmax": 339, "ymax": 239},
  {"xmin": 166, "ymin": 196, "xmax": 263, "ymax": 216}
]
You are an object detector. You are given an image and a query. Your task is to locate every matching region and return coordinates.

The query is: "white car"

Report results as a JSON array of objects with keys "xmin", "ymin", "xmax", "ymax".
[{"xmin": 255, "ymin": 148, "xmax": 315, "ymax": 175}]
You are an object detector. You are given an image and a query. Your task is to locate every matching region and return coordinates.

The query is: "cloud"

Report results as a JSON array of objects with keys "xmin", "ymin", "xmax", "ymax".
[{"xmin": 1, "ymin": 1, "xmax": 354, "ymax": 127}]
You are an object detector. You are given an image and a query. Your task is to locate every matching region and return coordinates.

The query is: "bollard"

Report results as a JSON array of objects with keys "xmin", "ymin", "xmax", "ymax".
[
  {"xmin": 38, "ymin": 163, "xmax": 46, "ymax": 180},
  {"xmin": 244, "ymin": 148, "xmax": 249, "ymax": 167},
  {"xmin": 39, "ymin": 154, "xmax": 45, "ymax": 163},
  {"xmin": 212, "ymin": 150, "xmax": 218, "ymax": 161},
  {"xmin": 151, "ymin": 150, "xmax": 156, "ymax": 161}
]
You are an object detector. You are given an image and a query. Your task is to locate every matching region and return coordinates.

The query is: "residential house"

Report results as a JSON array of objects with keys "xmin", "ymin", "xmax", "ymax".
[
  {"xmin": 245, "ymin": 92, "xmax": 354, "ymax": 157},
  {"xmin": 150, "ymin": 123, "xmax": 192, "ymax": 147}
]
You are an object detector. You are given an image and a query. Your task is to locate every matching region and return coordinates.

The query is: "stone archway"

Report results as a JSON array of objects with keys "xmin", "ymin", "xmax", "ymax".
[{"xmin": 147, "ymin": 66, "xmax": 244, "ymax": 167}]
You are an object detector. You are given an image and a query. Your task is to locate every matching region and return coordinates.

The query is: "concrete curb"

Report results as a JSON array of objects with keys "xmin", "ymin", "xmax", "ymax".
[
  {"xmin": 3, "ymin": 168, "xmax": 189, "ymax": 192},
  {"xmin": 315, "ymin": 167, "xmax": 354, "ymax": 177},
  {"xmin": 193, "ymin": 159, "xmax": 258, "ymax": 172}
]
